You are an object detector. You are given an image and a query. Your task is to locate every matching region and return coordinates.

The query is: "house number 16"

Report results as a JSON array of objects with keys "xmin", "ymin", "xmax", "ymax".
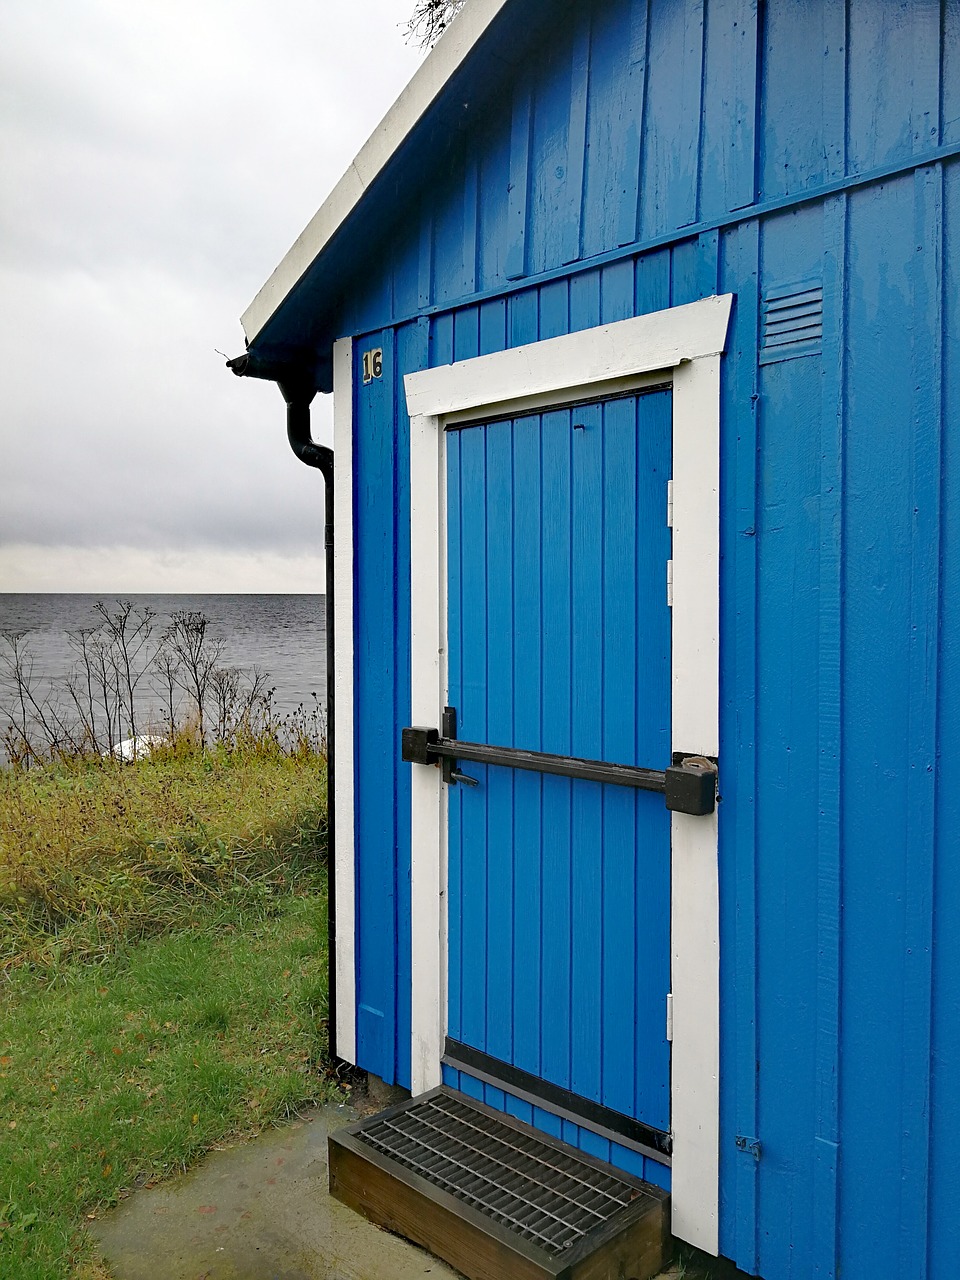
[{"xmin": 362, "ymin": 348, "xmax": 383, "ymax": 384}]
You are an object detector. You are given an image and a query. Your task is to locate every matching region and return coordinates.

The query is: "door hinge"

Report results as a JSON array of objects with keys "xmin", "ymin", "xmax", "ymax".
[
  {"xmin": 666, "ymin": 559, "xmax": 674, "ymax": 608},
  {"xmin": 666, "ymin": 992, "xmax": 674, "ymax": 1043},
  {"xmin": 667, "ymin": 479, "xmax": 674, "ymax": 529}
]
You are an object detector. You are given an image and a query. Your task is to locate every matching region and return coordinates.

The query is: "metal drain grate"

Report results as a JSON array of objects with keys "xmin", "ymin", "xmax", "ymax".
[{"xmin": 356, "ymin": 1089, "xmax": 641, "ymax": 1256}]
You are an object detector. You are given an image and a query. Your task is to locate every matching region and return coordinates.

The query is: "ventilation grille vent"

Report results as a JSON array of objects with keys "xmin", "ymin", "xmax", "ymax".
[
  {"xmin": 761, "ymin": 281, "xmax": 823, "ymax": 364},
  {"xmin": 357, "ymin": 1089, "xmax": 640, "ymax": 1256}
]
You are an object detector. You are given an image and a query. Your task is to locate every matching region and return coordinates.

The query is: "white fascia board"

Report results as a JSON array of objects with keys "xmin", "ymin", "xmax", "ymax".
[{"xmin": 241, "ymin": 0, "xmax": 512, "ymax": 344}]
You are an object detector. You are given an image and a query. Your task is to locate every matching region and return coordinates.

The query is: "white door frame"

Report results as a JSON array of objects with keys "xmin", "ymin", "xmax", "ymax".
[{"xmin": 403, "ymin": 294, "xmax": 732, "ymax": 1254}]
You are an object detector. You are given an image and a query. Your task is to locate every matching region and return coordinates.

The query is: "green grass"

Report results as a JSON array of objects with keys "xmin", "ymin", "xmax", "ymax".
[
  {"xmin": 0, "ymin": 744, "xmax": 328, "ymax": 976},
  {"xmin": 0, "ymin": 890, "xmax": 335, "ymax": 1279},
  {"xmin": 0, "ymin": 747, "xmax": 338, "ymax": 1279}
]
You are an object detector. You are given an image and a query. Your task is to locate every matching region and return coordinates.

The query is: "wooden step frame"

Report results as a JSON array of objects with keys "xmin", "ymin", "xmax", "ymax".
[{"xmin": 329, "ymin": 1087, "xmax": 671, "ymax": 1280}]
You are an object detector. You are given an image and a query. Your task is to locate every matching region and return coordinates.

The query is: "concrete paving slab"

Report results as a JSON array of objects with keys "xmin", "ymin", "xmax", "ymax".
[
  {"xmin": 88, "ymin": 1102, "xmax": 461, "ymax": 1280},
  {"xmin": 87, "ymin": 1098, "xmax": 717, "ymax": 1280}
]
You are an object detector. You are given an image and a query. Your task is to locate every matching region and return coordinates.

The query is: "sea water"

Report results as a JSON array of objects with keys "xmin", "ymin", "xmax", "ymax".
[{"xmin": 0, "ymin": 594, "xmax": 327, "ymax": 756}]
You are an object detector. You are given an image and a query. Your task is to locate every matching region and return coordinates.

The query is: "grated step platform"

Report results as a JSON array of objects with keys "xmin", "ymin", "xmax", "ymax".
[{"xmin": 329, "ymin": 1086, "xmax": 670, "ymax": 1280}]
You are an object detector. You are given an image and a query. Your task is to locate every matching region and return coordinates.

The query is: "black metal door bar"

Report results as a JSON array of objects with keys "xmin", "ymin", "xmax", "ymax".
[{"xmin": 401, "ymin": 713, "xmax": 717, "ymax": 816}]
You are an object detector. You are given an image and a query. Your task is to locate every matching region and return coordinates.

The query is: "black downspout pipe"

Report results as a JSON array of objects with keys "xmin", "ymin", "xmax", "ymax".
[
  {"xmin": 226, "ymin": 354, "xmax": 339, "ymax": 1065},
  {"xmin": 282, "ymin": 391, "xmax": 338, "ymax": 1067}
]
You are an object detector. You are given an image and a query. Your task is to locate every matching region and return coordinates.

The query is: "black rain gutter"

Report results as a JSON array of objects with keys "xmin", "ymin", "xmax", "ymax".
[{"xmin": 226, "ymin": 351, "xmax": 340, "ymax": 1067}]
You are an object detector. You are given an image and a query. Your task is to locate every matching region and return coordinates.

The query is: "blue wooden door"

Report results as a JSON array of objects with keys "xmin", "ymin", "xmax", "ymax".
[{"xmin": 446, "ymin": 388, "xmax": 673, "ymax": 1137}]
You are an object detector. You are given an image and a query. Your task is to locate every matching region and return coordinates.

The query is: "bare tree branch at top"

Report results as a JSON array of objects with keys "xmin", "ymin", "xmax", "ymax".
[{"xmin": 405, "ymin": 0, "xmax": 467, "ymax": 47}]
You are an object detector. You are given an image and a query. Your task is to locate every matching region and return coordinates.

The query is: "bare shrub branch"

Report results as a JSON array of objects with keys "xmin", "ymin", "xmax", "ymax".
[
  {"xmin": 1, "ymin": 605, "xmax": 325, "ymax": 767},
  {"xmin": 405, "ymin": 0, "xmax": 467, "ymax": 47}
]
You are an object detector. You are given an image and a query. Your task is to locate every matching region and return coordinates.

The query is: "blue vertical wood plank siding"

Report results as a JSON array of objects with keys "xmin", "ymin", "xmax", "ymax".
[
  {"xmin": 634, "ymin": 247, "xmax": 671, "ymax": 316},
  {"xmin": 569, "ymin": 269, "xmax": 600, "ymax": 334},
  {"xmin": 580, "ymin": 1, "xmax": 630, "ymax": 259},
  {"xmin": 840, "ymin": 174, "xmax": 919, "ymax": 1276},
  {"xmin": 477, "ymin": 104, "xmax": 512, "ymax": 291},
  {"xmin": 599, "ymin": 259, "xmax": 634, "ymax": 324},
  {"xmin": 353, "ymin": 329, "xmax": 398, "ymax": 1082},
  {"xmin": 600, "ymin": 397, "xmax": 640, "ymax": 1123},
  {"xmin": 505, "ymin": 87, "xmax": 533, "ymax": 280},
  {"xmin": 417, "ymin": 209, "xmax": 433, "ymax": 314},
  {"xmin": 846, "ymin": 1, "xmax": 941, "ymax": 174},
  {"xmin": 944, "ymin": 4, "xmax": 960, "ymax": 146},
  {"xmin": 332, "ymin": 5, "xmax": 960, "ymax": 1277},
  {"xmin": 433, "ymin": 172, "xmax": 466, "ymax": 311},
  {"xmin": 523, "ymin": 408, "xmax": 572, "ymax": 1089},
  {"xmin": 895, "ymin": 164, "xmax": 942, "ymax": 1280},
  {"xmin": 759, "ymin": 0, "xmax": 844, "ymax": 200},
  {"xmin": 509, "ymin": 288, "xmax": 538, "ymax": 349},
  {"xmin": 754, "ymin": 204, "xmax": 824, "ymax": 1280},
  {"xmin": 511, "ymin": 413, "xmax": 543, "ymax": 1080},
  {"xmin": 447, "ymin": 394, "xmax": 671, "ymax": 1134},
  {"xmin": 561, "ymin": 18, "xmax": 590, "ymax": 266},
  {"xmin": 527, "ymin": 41, "xmax": 573, "ymax": 280},
  {"xmin": 570, "ymin": 401, "xmax": 604, "ymax": 1107},
  {"xmin": 391, "ymin": 227, "xmax": 421, "ymax": 327},
  {"xmin": 392, "ymin": 319, "xmax": 424, "ymax": 1090},
  {"xmin": 365, "ymin": 0, "xmax": 960, "ymax": 323},
  {"xmin": 461, "ymin": 158, "xmax": 479, "ymax": 298},
  {"xmin": 483, "ymin": 419, "xmax": 515, "ymax": 1064},
  {"xmin": 670, "ymin": 231, "xmax": 720, "ymax": 308},
  {"xmin": 700, "ymin": 0, "xmax": 758, "ymax": 216},
  {"xmin": 446, "ymin": 427, "xmax": 464, "ymax": 1047},
  {"xmin": 812, "ymin": 195, "xmax": 845, "ymax": 1280},
  {"xmin": 538, "ymin": 278, "xmax": 569, "ymax": 340},
  {"xmin": 479, "ymin": 297, "xmax": 506, "ymax": 356},
  {"xmin": 456, "ymin": 422, "xmax": 489, "ymax": 1054},
  {"xmin": 614, "ymin": 0, "xmax": 649, "ymax": 248},
  {"xmin": 639, "ymin": 0, "xmax": 704, "ymax": 240},
  {"xmin": 930, "ymin": 159, "xmax": 960, "ymax": 1280},
  {"xmin": 718, "ymin": 217, "xmax": 761, "ymax": 1275},
  {"xmin": 628, "ymin": 393, "xmax": 672, "ymax": 1134}
]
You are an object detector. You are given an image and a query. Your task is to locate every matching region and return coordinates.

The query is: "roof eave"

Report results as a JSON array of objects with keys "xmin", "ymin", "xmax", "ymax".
[{"xmin": 240, "ymin": 0, "xmax": 513, "ymax": 345}]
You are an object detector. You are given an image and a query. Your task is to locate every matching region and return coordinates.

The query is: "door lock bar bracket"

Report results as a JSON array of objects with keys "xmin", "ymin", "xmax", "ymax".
[{"xmin": 401, "ymin": 716, "xmax": 717, "ymax": 815}]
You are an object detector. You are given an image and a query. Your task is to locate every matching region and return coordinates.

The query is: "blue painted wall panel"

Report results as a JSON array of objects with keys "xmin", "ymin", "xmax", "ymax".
[
  {"xmin": 930, "ymin": 159, "xmax": 960, "ymax": 1280},
  {"xmin": 526, "ymin": 23, "xmax": 577, "ymax": 276},
  {"xmin": 839, "ymin": 175, "xmax": 919, "ymax": 1276},
  {"xmin": 753, "ymin": 205, "xmax": 824, "ymax": 1280},
  {"xmin": 336, "ymin": 5, "xmax": 960, "ymax": 1277},
  {"xmin": 846, "ymin": 1, "xmax": 940, "ymax": 172},
  {"xmin": 758, "ymin": 0, "xmax": 846, "ymax": 198},
  {"xmin": 392, "ymin": 320, "xmax": 422, "ymax": 1090},
  {"xmin": 945, "ymin": 3, "xmax": 960, "ymax": 147},
  {"xmin": 353, "ymin": 328, "xmax": 398, "ymax": 1082},
  {"xmin": 717, "ymin": 216, "xmax": 761, "ymax": 1273},
  {"xmin": 580, "ymin": 0, "xmax": 639, "ymax": 258},
  {"xmin": 639, "ymin": 0, "xmax": 703, "ymax": 240},
  {"xmin": 699, "ymin": 0, "xmax": 758, "ymax": 217}
]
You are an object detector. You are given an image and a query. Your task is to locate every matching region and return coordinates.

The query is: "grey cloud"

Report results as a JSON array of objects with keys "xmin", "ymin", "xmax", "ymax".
[{"xmin": 0, "ymin": 0, "xmax": 421, "ymax": 590}]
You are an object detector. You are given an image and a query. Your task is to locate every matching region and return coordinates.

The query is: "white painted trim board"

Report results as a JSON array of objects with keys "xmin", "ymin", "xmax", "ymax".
[
  {"xmin": 332, "ymin": 337, "xmax": 357, "ymax": 1065},
  {"xmin": 404, "ymin": 294, "xmax": 732, "ymax": 1255}
]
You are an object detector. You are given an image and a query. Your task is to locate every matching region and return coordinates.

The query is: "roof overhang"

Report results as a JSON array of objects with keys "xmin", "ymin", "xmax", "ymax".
[{"xmin": 240, "ymin": 0, "xmax": 517, "ymax": 353}]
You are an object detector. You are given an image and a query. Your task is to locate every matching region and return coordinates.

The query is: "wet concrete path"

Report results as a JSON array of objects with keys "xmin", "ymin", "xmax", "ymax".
[
  {"xmin": 88, "ymin": 1102, "xmax": 460, "ymax": 1280},
  {"xmin": 88, "ymin": 1100, "xmax": 708, "ymax": 1280}
]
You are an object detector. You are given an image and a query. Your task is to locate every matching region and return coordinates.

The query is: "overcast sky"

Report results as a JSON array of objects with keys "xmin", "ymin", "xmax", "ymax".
[{"xmin": 0, "ymin": 0, "xmax": 424, "ymax": 592}]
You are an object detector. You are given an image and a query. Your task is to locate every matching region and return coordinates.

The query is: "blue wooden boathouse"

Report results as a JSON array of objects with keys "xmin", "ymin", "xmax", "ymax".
[{"xmin": 230, "ymin": 1, "xmax": 960, "ymax": 1276}]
